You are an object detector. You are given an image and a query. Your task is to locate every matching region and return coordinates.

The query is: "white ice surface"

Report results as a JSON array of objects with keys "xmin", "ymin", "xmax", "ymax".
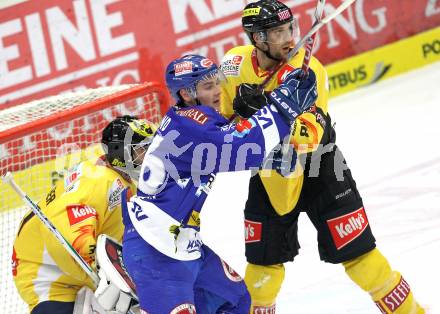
[{"xmin": 200, "ymin": 61, "xmax": 440, "ymax": 314}]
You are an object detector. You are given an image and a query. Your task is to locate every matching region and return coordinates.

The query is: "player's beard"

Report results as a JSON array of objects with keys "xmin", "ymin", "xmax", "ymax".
[
  {"xmin": 281, "ymin": 42, "xmax": 295, "ymax": 61},
  {"xmin": 269, "ymin": 41, "xmax": 295, "ymax": 62}
]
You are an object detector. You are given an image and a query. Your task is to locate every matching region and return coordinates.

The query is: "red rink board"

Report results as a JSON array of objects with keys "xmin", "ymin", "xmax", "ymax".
[{"xmin": 0, "ymin": 0, "xmax": 439, "ymax": 109}]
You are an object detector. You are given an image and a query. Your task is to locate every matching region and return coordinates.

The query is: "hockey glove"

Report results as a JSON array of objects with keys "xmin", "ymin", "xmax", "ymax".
[
  {"xmin": 233, "ymin": 83, "xmax": 267, "ymax": 119},
  {"xmin": 95, "ymin": 268, "xmax": 134, "ymax": 314},
  {"xmin": 73, "ymin": 286, "xmax": 107, "ymax": 314},
  {"xmin": 268, "ymin": 69, "xmax": 317, "ymax": 125},
  {"xmin": 171, "ymin": 225, "xmax": 203, "ymax": 256}
]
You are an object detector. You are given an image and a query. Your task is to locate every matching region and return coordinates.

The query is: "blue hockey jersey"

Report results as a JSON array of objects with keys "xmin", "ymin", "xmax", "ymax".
[{"xmin": 124, "ymin": 103, "xmax": 290, "ymax": 260}]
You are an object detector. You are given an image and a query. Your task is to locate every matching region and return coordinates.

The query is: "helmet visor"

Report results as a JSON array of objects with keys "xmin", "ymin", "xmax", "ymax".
[
  {"xmin": 264, "ymin": 20, "xmax": 300, "ymax": 45},
  {"xmin": 186, "ymin": 69, "xmax": 227, "ymax": 98}
]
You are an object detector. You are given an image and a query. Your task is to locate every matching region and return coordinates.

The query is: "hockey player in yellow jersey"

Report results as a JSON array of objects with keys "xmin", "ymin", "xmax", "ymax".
[
  {"xmin": 12, "ymin": 116, "xmax": 157, "ymax": 314},
  {"xmin": 220, "ymin": 1, "xmax": 425, "ymax": 313}
]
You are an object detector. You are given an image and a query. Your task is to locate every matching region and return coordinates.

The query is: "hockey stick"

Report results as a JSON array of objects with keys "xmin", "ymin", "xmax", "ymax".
[
  {"xmin": 259, "ymin": 0, "xmax": 356, "ymax": 89},
  {"xmin": 280, "ymin": 0, "xmax": 326, "ymax": 155},
  {"xmin": 2, "ymin": 172, "xmax": 100, "ymax": 286},
  {"xmin": 300, "ymin": 0, "xmax": 326, "ymax": 76}
]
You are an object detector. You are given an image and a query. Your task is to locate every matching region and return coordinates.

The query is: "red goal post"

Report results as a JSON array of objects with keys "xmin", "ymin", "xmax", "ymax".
[{"xmin": 0, "ymin": 82, "xmax": 169, "ymax": 314}]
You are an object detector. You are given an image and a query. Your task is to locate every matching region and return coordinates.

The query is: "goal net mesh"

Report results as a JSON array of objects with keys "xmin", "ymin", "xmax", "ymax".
[{"xmin": 0, "ymin": 82, "xmax": 168, "ymax": 313}]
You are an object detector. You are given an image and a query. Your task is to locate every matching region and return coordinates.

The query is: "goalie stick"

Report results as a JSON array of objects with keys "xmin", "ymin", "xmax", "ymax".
[{"xmin": 2, "ymin": 172, "xmax": 100, "ymax": 286}]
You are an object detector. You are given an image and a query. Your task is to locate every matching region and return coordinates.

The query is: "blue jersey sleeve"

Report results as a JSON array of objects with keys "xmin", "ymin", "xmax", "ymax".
[{"xmin": 170, "ymin": 104, "xmax": 291, "ymax": 174}]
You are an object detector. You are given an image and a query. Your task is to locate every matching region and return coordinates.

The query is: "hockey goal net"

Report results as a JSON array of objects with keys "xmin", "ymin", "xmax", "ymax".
[{"xmin": 0, "ymin": 82, "xmax": 169, "ymax": 314}]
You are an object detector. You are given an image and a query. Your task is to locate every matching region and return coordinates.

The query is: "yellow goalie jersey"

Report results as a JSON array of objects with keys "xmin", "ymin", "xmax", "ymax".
[
  {"xmin": 220, "ymin": 45, "xmax": 329, "ymax": 215},
  {"xmin": 12, "ymin": 159, "xmax": 135, "ymax": 311}
]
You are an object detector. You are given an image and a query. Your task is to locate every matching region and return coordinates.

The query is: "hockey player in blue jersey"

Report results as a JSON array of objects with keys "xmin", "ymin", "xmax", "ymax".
[{"xmin": 121, "ymin": 54, "xmax": 318, "ymax": 313}]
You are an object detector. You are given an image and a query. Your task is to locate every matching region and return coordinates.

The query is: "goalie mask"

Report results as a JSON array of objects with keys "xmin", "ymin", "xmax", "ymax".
[
  {"xmin": 101, "ymin": 115, "xmax": 157, "ymax": 179},
  {"xmin": 165, "ymin": 54, "xmax": 225, "ymax": 104}
]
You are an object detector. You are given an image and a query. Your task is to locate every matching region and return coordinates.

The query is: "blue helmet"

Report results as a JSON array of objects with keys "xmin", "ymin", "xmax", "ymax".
[{"xmin": 165, "ymin": 54, "xmax": 218, "ymax": 102}]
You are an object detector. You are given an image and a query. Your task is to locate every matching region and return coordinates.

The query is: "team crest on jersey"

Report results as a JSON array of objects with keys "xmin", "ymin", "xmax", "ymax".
[
  {"xmin": 220, "ymin": 54, "xmax": 244, "ymax": 77},
  {"xmin": 174, "ymin": 61, "xmax": 193, "ymax": 76},
  {"xmin": 108, "ymin": 178, "xmax": 125, "ymax": 211},
  {"xmin": 220, "ymin": 259, "xmax": 243, "ymax": 282},
  {"xmin": 176, "ymin": 108, "xmax": 208, "ymax": 125},
  {"xmin": 67, "ymin": 204, "xmax": 97, "ymax": 226},
  {"xmin": 170, "ymin": 303, "xmax": 196, "ymax": 313},
  {"xmin": 327, "ymin": 207, "xmax": 369, "ymax": 250}
]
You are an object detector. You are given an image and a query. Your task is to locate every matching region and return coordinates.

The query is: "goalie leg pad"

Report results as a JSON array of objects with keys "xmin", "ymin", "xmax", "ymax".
[{"xmin": 343, "ymin": 248, "xmax": 425, "ymax": 313}]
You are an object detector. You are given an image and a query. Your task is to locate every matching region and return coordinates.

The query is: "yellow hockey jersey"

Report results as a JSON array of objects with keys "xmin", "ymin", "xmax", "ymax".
[
  {"xmin": 220, "ymin": 45, "xmax": 329, "ymax": 215},
  {"xmin": 12, "ymin": 159, "xmax": 135, "ymax": 311}
]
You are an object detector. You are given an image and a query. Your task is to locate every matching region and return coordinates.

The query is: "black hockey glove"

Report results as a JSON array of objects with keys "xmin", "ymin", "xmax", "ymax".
[{"xmin": 233, "ymin": 83, "xmax": 267, "ymax": 119}]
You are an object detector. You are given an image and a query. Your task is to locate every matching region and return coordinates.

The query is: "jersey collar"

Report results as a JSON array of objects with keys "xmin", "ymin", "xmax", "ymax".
[{"xmin": 251, "ymin": 48, "xmax": 270, "ymax": 78}]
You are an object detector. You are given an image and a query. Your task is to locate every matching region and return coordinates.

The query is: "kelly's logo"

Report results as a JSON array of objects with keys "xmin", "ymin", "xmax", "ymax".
[
  {"xmin": 327, "ymin": 207, "xmax": 368, "ymax": 250},
  {"xmin": 244, "ymin": 219, "xmax": 262, "ymax": 243},
  {"xmin": 66, "ymin": 204, "xmax": 97, "ymax": 226}
]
